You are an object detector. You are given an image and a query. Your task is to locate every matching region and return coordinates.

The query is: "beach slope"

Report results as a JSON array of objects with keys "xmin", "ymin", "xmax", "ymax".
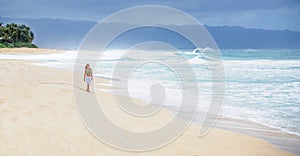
[{"xmin": 0, "ymin": 56, "xmax": 295, "ymax": 155}]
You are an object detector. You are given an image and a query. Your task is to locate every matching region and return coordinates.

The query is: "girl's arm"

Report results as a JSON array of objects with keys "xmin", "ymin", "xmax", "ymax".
[
  {"xmin": 84, "ymin": 70, "xmax": 86, "ymax": 81},
  {"xmin": 91, "ymin": 69, "xmax": 93, "ymax": 80}
]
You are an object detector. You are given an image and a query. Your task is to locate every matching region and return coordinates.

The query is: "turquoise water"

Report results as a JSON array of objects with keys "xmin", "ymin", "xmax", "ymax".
[
  {"xmin": 96, "ymin": 49, "xmax": 300, "ymax": 136},
  {"xmin": 107, "ymin": 49, "xmax": 300, "ymax": 135},
  {"xmin": 220, "ymin": 49, "xmax": 300, "ymax": 135},
  {"xmin": 1, "ymin": 49, "xmax": 299, "ymax": 136}
]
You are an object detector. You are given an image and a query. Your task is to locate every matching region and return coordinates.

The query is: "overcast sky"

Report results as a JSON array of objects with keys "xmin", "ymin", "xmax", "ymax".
[{"xmin": 1, "ymin": 0, "xmax": 299, "ymax": 31}]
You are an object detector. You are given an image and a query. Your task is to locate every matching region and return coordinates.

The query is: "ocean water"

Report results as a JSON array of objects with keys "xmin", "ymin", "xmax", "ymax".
[{"xmin": 1, "ymin": 49, "xmax": 299, "ymax": 136}]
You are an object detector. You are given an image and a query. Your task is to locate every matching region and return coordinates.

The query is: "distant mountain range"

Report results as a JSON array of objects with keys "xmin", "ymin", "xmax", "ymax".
[{"xmin": 1, "ymin": 17, "xmax": 300, "ymax": 49}]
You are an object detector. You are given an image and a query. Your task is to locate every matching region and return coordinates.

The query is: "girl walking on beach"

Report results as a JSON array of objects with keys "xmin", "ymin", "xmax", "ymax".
[{"xmin": 84, "ymin": 63, "xmax": 93, "ymax": 92}]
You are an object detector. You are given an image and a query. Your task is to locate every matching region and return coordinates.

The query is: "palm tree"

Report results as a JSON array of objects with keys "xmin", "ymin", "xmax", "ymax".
[
  {"xmin": 0, "ymin": 22, "xmax": 36, "ymax": 46},
  {"xmin": 0, "ymin": 23, "xmax": 4, "ymax": 40}
]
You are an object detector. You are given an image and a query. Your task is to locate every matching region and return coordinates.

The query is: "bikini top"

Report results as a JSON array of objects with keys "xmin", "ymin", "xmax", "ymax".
[{"xmin": 85, "ymin": 69, "xmax": 92, "ymax": 74}]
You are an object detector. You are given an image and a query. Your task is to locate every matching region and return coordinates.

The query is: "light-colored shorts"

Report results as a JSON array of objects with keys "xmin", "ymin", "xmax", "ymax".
[{"xmin": 85, "ymin": 76, "xmax": 92, "ymax": 85}]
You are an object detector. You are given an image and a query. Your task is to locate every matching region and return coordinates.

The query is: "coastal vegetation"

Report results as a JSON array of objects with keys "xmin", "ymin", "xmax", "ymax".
[{"xmin": 0, "ymin": 22, "xmax": 37, "ymax": 48}]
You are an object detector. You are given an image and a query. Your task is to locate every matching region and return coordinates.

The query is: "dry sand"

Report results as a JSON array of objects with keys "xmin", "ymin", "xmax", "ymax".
[
  {"xmin": 0, "ymin": 49, "xmax": 295, "ymax": 155},
  {"xmin": 0, "ymin": 48, "xmax": 64, "ymax": 54}
]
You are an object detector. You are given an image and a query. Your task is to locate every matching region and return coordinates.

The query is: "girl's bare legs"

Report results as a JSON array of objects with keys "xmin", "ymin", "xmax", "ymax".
[{"xmin": 87, "ymin": 84, "xmax": 90, "ymax": 92}]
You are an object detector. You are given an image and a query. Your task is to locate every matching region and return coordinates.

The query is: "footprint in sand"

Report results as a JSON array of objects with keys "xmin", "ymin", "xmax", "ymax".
[
  {"xmin": 25, "ymin": 111, "xmax": 33, "ymax": 116},
  {"xmin": 0, "ymin": 98, "xmax": 4, "ymax": 105},
  {"xmin": 11, "ymin": 116, "xmax": 18, "ymax": 123}
]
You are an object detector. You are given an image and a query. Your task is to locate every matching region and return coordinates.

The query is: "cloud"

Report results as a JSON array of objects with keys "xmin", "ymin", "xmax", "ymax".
[
  {"xmin": 0, "ymin": 0, "xmax": 299, "ymax": 31},
  {"xmin": 195, "ymin": 4, "xmax": 300, "ymax": 31}
]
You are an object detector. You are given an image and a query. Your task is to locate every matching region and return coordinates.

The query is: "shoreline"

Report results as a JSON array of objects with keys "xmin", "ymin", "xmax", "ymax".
[
  {"xmin": 146, "ymin": 101, "xmax": 300, "ymax": 155},
  {"xmin": 213, "ymin": 115, "xmax": 300, "ymax": 154},
  {"xmin": 0, "ymin": 48, "xmax": 297, "ymax": 155}
]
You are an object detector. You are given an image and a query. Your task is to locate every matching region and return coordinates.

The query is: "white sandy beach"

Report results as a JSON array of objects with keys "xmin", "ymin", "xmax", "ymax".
[
  {"xmin": 0, "ymin": 48, "xmax": 64, "ymax": 54},
  {"xmin": 0, "ymin": 48, "xmax": 296, "ymax": 156}
]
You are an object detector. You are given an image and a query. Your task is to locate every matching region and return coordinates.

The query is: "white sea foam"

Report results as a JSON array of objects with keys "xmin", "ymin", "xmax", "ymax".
[{"xmin": 1, "ymin": 49, "xmax": 299, "ymax": 136}]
